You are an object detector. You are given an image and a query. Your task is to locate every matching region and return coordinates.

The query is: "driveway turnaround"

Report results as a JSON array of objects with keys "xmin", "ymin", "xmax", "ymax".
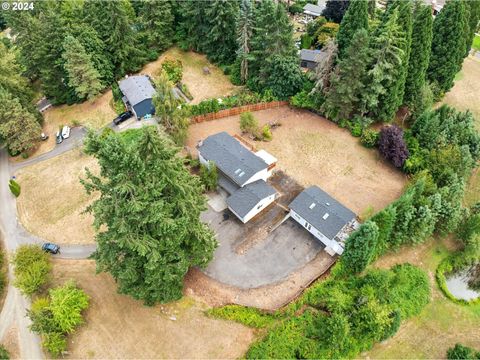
[{"xmin": 201, "ymin": 206, "xmax": 326, "ymax": 289}]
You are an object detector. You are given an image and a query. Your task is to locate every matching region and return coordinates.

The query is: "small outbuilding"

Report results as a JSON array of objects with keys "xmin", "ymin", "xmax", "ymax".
[
  {"xmin": 300, "ymin": 49, "xmax": 326, "ymax": 70},
  {"xmin": 289, "ymin": 186, "xmax": 356, "ymax": 255},
  {"xmin": 118, "ymin": 75, "xmax": 156, "ymax": 119},
  {"xmin": 303, "ymin": 3, "xmax": 324, "ymax": 18}
]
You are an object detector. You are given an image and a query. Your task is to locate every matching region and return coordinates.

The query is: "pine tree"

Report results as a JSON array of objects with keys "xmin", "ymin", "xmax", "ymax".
[
  {"xmin": 322, "ymin": 0, "xmax": 350, "ymax": 23},
  {"xmin": 427, "ymin": 0, "xmax": 467, "ymax": 95},
  {"xmin": 366, "ymin": 9, "xmax": 407, "ymax": 121},
  {"xmin": 139, "ymin": 0, "xmax": 174, "ymax": 52},
  {"xmin": 175, "ymin": 0, "xmax": 209, "ymax": 52},
  {"xmin": 323, "ymin": 29, "xmax": 371, "ymax": 121},
  {"xmin": 370, "ymin": 206, "xmax": 396, "ymax": 257},
  {"xmin": 204, "ymin": 0, "xmax": 239, "ymax": 64},
  {"xmin": 403, "ymin": 3, "xmax": 433, "ymax": 110},
  {"xmin": 465, "ymin": 0, "xmax": 480, "ymax": 56},
  {"xmin": 62, "ymin": 36, "xmax": 103, "ymax": 100},
  {"xmin": 336, "ymin": 0, "xmax": 369, "ymax": 59},
  {"xmin": 237, "ymin": 0, "xmax": 254, "ymax": 84},
  {"xmin": 152, "ymin": 72, "xmax": 189, "ymax": 145},
  {"xmin": 342, "ymin": 221, "xmax": 379, "ymax": 274},
  {"xmin": 0, "ymin": 89, "xmax": 42, "ymax": 154},
  {"xmin": 83, "ymin": 0, "xmax": 139, "ymax": 76},
  {"xmin": 82, "ymin": 127, "xmax": 217, "ymax": 305}
]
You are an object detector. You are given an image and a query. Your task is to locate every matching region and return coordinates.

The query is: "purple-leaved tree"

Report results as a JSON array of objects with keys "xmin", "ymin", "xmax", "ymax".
[{"xmin": 378, "ymin": 125, "xmax": 409, "ymax": 168}]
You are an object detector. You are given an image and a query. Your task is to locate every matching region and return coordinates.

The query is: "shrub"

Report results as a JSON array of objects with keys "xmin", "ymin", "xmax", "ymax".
[
  {"xmin": 161, "ymin": 58, "xmax": 183, "ymax": 84},
  {"xmin": 42, "ymin": 332, "xmax": 67, "ymax": 358},
  {"xmin": 349, "ymin": 122, "xmax": 363, "ymax": 137},
  {"xmin": 0, "ymin": 345, "xmax": 9, "ymax": 360},
  {"xmin": 378, "ymin": 125, "xmax": 410, "ymax": 168},
  {"xmin": 262, "ymin": 125, "xmax": 272, "ymax": 141},
  {"xmin": 447, "ymin": 343, "xmax": 480, "ymax": 360},
  {"xmin": 341, "ymin": 221, "xmax": 379, "ymax": 274},
  {"xmin": 199, "ymin": 161, "xmax": 218, "ymax": 191},
  {"xmin": 240, "ymin": 112, "xmax": 260, "ymax": 136},
  {"xmin": 361, "ymin": 129, "xmax": 379, "ymax": 148},
  {"xmin": 11, "ymin": 244, "xmax": 51, "ymax": 296},
  {"xmin": 8, "ymin": 179, "xmax": 20, "ymax": 197},
  {"xmin": 179, "ymin": 82, "xmax": 193, "ymax": 101},
  {"xmin": 207, "ymin": 305, "xmax": 276, "ymax": 328}
]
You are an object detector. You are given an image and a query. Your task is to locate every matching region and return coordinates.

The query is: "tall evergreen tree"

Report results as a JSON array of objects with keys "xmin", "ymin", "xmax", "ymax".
[
  {"xmin": 465, "ymin": 0, "xmax": 480, "ymax": 56},
  {"xmin": 342, "ymin": 221, "xmax": 379, "ymax": 274},
  {"xmin": 322, "ymin": 0, "xmax": 350, "ymax": 23},
  {"xmin": 366, "ymin": 9, "xmax": 407, "ymax": 121},
  {"xmin": 311, "ymin": 40, "xmax": 338, "ymax": 95},
  {"xmin": 336, "ymin": 0, "xmax": 369, "ymax": 59},
  {"xmin": 237, "ymin": 0, "xmax": 254, "ymax": 84},
  {"xmin": 403, "ymin": 3, "xmax": 433, "ymax": 110},
  {"xmin": 175, "ymin": 0, "xmax": 209, "ymax": 52},
  {"xmin": 0, "ymin": 89, "xmax": 42, "ymax": 154},
  {"xmin": 139, "ymin": 0, "xmax": 174, "ymax": 52},
  {"xmin": 323, "ymin": 29, "xmax": 371, "ymax": 121},
  {"xmin": 204, "ymin": 0, "xmax": 239, "ymax": 64},
  {"xmin": 427, "ymin": 0, "xmax": 467, "ymax": 94},
  {"xmin": 82, "ymin": 127, "xmax": 217, "ymax": 305},
  {"xmin": 62, "ymin": 36, "xmax": 103, "ymax": 100},
  {"xmin": 83, "ymin": 0, "xmax": 139, "ymax": 76}
]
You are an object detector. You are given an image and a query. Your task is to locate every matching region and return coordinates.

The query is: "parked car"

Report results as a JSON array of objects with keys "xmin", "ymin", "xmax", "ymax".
[
  {"xmin": 55, "ymin": 131, "xmax": 63, "ymax": 144},
  {"xmin": 42, "ymin": 243, "xmax": 60, "ymax": 254},
  {"xmin": 113, "ymin": 111, "xmax": 133, "ymax": 125},
  {"xmin": 61, "ymin": 125, "xmax": 71, "ymax": 139}
]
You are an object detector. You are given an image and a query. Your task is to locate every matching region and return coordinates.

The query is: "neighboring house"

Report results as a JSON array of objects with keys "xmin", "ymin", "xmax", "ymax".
[
  {"xmin": 36, "ymin": 97, "xmax": 52, "ymax": 113},
  {"xmin": 303, "ymin": 3, "xmax": 324, "ymax": 18},
  {"xmin": 300, "ymin": 49, "xmax": 326, "ymax": 70},
  {"xmin": 289, "ymin": 186, "xmax": 356, "ymax": 256},
  {"xmin": 197, "ymin": 132, "xmax": 278, "ymax": 223},
  {"xmin": 118, "ymin": 75, "xmax": 156, "ymax": 119}
]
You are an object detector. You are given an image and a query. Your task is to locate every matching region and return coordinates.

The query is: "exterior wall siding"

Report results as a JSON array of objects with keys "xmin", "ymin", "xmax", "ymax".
[
  {"xmin": 289, "ymin": 209, "xmax": 344, "ymax": 255},
  {"xmin": 230, "ymin": 193, "xmax": 277, "ymax": 223}
]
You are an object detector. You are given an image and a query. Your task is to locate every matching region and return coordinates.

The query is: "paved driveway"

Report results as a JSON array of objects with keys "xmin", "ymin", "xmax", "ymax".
[{"xmin": 201, "ymin": 206, "xmax": 325, "ymax": 289}]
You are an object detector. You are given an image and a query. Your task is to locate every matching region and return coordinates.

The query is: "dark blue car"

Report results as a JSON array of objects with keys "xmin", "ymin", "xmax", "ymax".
[{"xmin": 42, "ymin": 243, "xmax": 60, "ymax": 254}]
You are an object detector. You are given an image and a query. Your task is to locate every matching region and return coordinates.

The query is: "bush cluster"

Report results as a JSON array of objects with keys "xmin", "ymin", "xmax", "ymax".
[
  {"xmin": 447, "ymin": 344, "xmax": 480, "ymax": 359},
  {"xmin": 28, "ymin": 281, "xmax": 89, "ymax": 357},
  {"xmin": 8, "ymin": 179, "xmax": 21, "ymax": 197},
  {"xmin": 161, "ymin": 58, "xmax": 183, "ymax": 84},
  {"xmin": 239, "ymin": 112, "xmax": 273, "ymax": 141},
  {"xmin": 0, "ymin": 345, "xmax": 9, "ymax": 360},
  {"xmin": 12, "ymin": 244, "xmax": 51, "ymax": 296},
  {"xmin": 199, "ymin": 161, "xmax": 218, "ymax": 192},
  {"xmin": 361, "ymin": 129, "xmax": 380, "ymax": 148},
  {"xmin": 217, "ymin": 264, "xmax": 430, "ymax": 359}
]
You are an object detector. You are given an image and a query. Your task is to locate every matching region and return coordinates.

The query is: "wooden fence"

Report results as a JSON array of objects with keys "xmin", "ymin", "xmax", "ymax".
[{"xmin": 190, "ymin": 101, "xmax": 289, "ymax": 123}]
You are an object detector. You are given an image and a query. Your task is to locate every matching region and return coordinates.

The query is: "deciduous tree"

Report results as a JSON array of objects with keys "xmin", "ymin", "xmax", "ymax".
[
  {"xmin": 322, "ymin": 0, "xmax": 350, "ymax": 23},
  {"xmin": 378, "ymin": 125, "xmax": 409, "ymax": 168}
]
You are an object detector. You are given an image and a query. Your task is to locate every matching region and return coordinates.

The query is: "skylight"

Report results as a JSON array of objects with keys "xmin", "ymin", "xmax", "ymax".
[
  {"xmin": 322, "ymin": 213, "xmax": 329, "ymax": 220},
  {"xmin": 234, "ymin": 168, "xmax": 241, "ymax": 174},
  {"xmin": 239, "ymin": 171, "xmax": 245, "ymax": 177},
  {"xmin": 309, "ymin": 203, "xmax": 316, "ymax": 209}
]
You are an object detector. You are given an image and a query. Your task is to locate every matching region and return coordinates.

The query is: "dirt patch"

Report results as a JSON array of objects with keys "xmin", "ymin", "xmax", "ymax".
[
  {"xmin": 0, "ymin": 324, "xmax": 20, "ymax": 359},
  {"xmin": 16, "ymin": 149, "xmax": 98, "ymax": 245},
  {"xmin": 185, "ymin": 251, "xmax": 336, "ymax": 311},
  {"xmin": 442, "ymin": 56, "xmax": 480, "ymax": 127},
  {"xmin": 187, "ymin": 106, "xmax": 407, "ymax": 215},
  {"xmin": 51, "ymin": 259, "xmax": 255, "ymax": 359},
  {"xmin": 141, "ymin": 47, "xmax": 240, "ymax": 104}
]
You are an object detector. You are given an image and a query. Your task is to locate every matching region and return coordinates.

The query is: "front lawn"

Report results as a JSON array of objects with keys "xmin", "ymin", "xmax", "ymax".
[{"xmin": 473, "ymin": 35, "xmax": 480, "ymax": 51}]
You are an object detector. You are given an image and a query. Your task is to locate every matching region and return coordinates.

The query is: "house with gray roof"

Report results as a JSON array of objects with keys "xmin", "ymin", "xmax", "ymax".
[
  {"xmin": 289, "ymin": 186, "xmax": 356, "ymax": 255},
  {"xmin": 198, "ymin": 132, "xmax": 278, "ymax": 223},
  {"xmin": 118, "ymin": 75, "xmax": 156, "ymax": 119},
  {"xmin": 300, "ymin": 49, "xmax": 326, "ymax": 70}
]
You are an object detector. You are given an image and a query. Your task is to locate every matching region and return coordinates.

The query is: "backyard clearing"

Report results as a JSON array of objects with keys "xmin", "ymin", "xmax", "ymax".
[
  {"xmin": 51, "ymin": 259, "xmax": 254, "ymax": 359},
  {"xmin": 442, "ymin": 56, "xmax": 480, "ymax": 125},
  {"xmin": 15, "ymin": 149, "xmax": 98, "ymax": 245},
  {"xmin": 364, "ymin": 238, "xmax": 480, "ymax": 359},
  {"xmin": 187, "ymin": 106, "xmax": 407, "ymax": 215},
  {"xmin": 141, "ymin": 47, "xmax": 239, "ymax": 104}
]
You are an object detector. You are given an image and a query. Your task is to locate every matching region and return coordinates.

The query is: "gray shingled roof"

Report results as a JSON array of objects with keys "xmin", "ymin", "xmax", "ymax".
[
  {"xmin": 303, "ymin": 3, "xmax": 324, "ymax": 16},
  {"xmin": 289, "ymin": 186, "xmax": 356, "ymax": 239},
  {"xmin": 300, "ymin": 49, "xmax": 326, "ymax": 63},
  {"xmin": 226, "ymin": 180, "xmax": 276, "ymax": 219},
  {"xmin": 118, "ymin": 75, "xmax": 156, "ymax": 107},
  {"xmin": 198, "ymin": 132, "xmax": 268, "ymax": 187}
]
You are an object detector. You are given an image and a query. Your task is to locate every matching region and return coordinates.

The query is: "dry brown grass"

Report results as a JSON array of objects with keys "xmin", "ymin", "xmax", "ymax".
[
  {"xmin": 141, "ymin": 47, "xmax": 240, "ymax": 104},
  {"xmin": 51, "ymin": 259, "xmax": 255, "ymax": 359},
  {"xmin": 187, "ymin": 106, "xmax": 407, "ymax": 215},
  {"xmin": 16, "ymin": 149, "xmax": 98, "ymax": 245},
  {"xmin": 442, "ymin": 56, "xmax": 480, "ymax": 127}
]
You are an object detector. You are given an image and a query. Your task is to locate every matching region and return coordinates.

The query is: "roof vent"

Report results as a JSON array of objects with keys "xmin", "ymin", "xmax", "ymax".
[
  {"xmin": 322, "ymin": 213, "xmax": 329, "ymax": 220},
  {"xmin": 309, "ymin": 203, "xmax": 316, "ymax": 209},
  {"xmin": 235, "ymin": 169, "xmax": 241, "ymax": 174},
  {"xmin": 326, "ymin": 202, "xmax": 330, "ymax": 206}
]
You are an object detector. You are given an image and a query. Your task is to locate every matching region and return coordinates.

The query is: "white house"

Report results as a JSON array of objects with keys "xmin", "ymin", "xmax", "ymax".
[
  {"xmin": 289, "ymin": 186, "xmax": 357, "ymax": 255},
  {"xmin": 197, "ymin": 132, "xmax": 278, "ymax": 223}
]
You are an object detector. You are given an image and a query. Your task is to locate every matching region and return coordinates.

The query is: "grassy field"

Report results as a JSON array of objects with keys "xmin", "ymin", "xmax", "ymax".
[
  {"xmin": 473, "ymin": 35, "xmax": 480, "ymax": 51},
  {"xmin": 141, "ymin": 47, "xmax": 240, "ymax": 104},
  {"xmin": 365, "ymin": 239, "xmax": 480, "ymax": 359},
  {"xmin": 51, "ymin": 259, "xmax": 255, "ymax": 359},
  {"xmin": 187, "ymin": 106, "xmax": 407, "ymax": 215},
  {"xmin": 16, "ymin": 149, "xmax": 98, "ymax": 245}
]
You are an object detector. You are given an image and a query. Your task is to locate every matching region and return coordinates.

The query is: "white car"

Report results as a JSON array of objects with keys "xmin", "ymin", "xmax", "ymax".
[{"xmin": 61, "ymin": 125, "xmax": 71, "ymax": 139}]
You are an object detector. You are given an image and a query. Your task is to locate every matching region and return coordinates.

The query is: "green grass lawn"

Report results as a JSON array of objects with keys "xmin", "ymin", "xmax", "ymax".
[{"xmin": 473, "ymin": 35, "xmax": 480, "ymax": 51}]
